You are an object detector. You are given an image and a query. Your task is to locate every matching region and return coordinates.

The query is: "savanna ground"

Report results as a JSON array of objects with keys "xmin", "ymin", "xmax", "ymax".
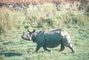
[{"xmin": 0, "ymin": 3, "xmax": 89, "ymax": 60}]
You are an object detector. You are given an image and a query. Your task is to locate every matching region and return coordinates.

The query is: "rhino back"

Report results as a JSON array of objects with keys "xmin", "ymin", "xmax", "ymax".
[{"xmin": 35, "ymin": 30, "xmax": 62, "ymax": 48}]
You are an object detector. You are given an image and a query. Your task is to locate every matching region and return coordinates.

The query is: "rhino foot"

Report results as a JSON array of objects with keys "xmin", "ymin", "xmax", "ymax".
[
  {"xmin": 59, "ymin": 48, "xmax": 65, "ymax": 52},
  {"xmin": 43, "ymin": 46, "xmax": 51, "ymax": 52},
  {"xmin": 68, "ymin": 47, "xmax": 75, "ymax": 53},
  {"xmin": 45, "ymin": 49, "xmax": 51, "ymax": 52}
]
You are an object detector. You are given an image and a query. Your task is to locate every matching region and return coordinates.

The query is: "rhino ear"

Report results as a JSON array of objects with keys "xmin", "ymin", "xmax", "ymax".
[
  {"xmin": 33, "ymin": 29, "xmax": 35, "ymax": 33},
  {"xmin": 28, "ymin": 29, "xmax": 30, "ymax": 32},
  {"xmin": 23, "ymin": 32, "xmax": 25, "ymax": 35}
]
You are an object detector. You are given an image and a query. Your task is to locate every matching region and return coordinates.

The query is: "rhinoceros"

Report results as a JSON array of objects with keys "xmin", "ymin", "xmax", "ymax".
[{"xmin": 21, "ymin": 29, "xmax": 75, "ymax": 53}]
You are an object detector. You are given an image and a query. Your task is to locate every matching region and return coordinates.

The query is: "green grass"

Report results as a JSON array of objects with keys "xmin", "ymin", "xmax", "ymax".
[{"xmin": 0, "ymin": 26, "xmax": 89, "ymax": 60}]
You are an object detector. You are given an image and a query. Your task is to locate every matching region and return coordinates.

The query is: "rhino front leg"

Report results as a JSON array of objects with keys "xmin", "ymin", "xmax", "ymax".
[
  {"xmin": 35, "ymin": 44, "xmax": 42, "ymax": 52},
  {"xmin": 43, "ymin": 45, "xmax": 50, "ymax": 52}
]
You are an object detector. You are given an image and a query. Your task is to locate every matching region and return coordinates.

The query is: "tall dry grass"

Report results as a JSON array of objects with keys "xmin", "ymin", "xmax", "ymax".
[
  {"xmin": 0, "ymin": 7, "xmax": 25, "ymax": 34},
  {"xmin": 0, "ymin": 3, "xmax": 89, "ymax": 34}
]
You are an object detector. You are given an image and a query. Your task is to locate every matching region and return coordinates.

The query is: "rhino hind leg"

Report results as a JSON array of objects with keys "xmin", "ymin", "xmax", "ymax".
[
  {"xmin": 68, "ymin": 43, "xmax": 75, "ymax": 53},
  {"xmin": 59, "ymin": 43, "xmax": 65, "ymax": 52},
  {"xmin": 43, "ymin": 46, "xmax": 50, "ymax": 52},
  {"xmin": 61, "ymin": 36, "xmax": 75, "ymax": 53}
]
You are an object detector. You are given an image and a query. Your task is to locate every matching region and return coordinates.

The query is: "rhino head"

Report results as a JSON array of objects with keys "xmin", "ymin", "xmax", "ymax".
[
  {"xmin": 21, "ymin": 29, "xmax": 39, "ymax": 42},
  {"xmin": 21, "ymin": 29, "xmax": 35, "ymax": 40}
]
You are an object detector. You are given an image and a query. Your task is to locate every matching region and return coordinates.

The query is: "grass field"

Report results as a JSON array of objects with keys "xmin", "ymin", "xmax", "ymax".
[
  {"xmin": 0, "ymin": 26, "xmax": 89, "ymax": 60},
  {"xmin": 0, "ymin": 3, "xmax": 89, "ymax": 60}
]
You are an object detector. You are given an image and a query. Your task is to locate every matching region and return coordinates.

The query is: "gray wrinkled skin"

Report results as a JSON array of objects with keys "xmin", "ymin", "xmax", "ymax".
[{"xmin": 21, "ymin": 29, "xmax": 75, "ymax": 53}]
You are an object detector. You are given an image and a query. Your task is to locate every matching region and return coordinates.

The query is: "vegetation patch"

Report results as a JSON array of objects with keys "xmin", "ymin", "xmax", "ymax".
[{"xmin": 0, "ymin": 3, "xmax": 89, "ymax": 60}]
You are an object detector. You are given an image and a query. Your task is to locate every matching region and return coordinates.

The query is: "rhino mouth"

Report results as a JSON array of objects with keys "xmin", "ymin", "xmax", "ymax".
[{"xmin": 21, "ymin": 35, "xmax": 32, "ymax": 40}]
